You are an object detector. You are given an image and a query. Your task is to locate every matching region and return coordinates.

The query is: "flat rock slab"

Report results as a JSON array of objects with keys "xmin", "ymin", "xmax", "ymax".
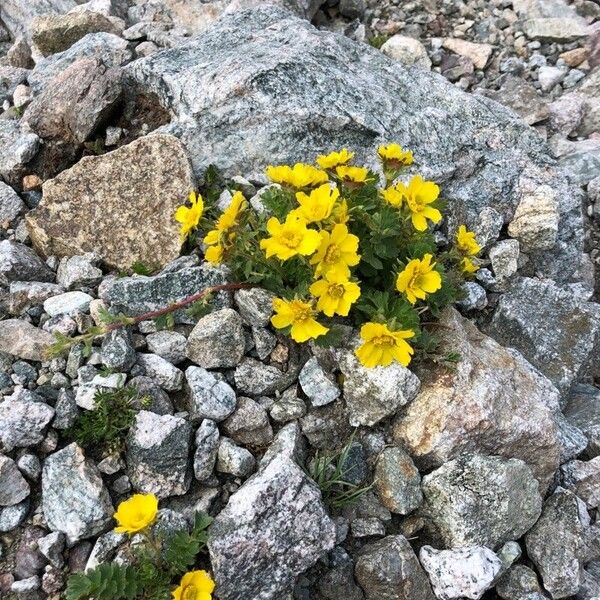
[
  {"xmin": 26, "ymin": 134, "xmax": 193, "ymax": 271},
  {"xmin": 126, "ymin": 5, "xmax": 586, "ymax": 285},
  {"xmin": 0, "ymin": 319, "xmax": 54, "ymax": 361}
]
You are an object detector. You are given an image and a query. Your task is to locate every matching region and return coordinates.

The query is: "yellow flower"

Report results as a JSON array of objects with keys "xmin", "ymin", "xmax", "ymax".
[
  {"xmin": 266, "ymin": 163, "xmax": 328, "ymax": 188},
  {"xmin": 113, "ymin": 493, "xmax": 158, "ymax": 535},
  {"xmin": 175, "ymin": 192, "xmax": 204, "ymax": 242},
  {"xmin": 333, "ymin": 198, "xmax": 350, "ymax": 224},
  {"xmin": 461, "ymin": 257, "xmax": 479, "ymax": 274},
  {"xmin": 396, "ymin": 175, "xmax": 442, "ymax": 231},
  {"xmin": 381, "ymin": 185, "xmax": 404, "ymax": 208},
  {"xmin": 310, "ymin": 223, "xmax": 360, "ymax": 278},
  {"xmin": 396, "ymin": 254, "xmax": 442, "ymax": 305},
  {"xmin": 316, "ymin": 149, "xmax": 354, "ymax": 170},
  {"xmin": 295, "ymin": 184, "xmax": 339, "ymax": 223},
  {"xmin": 172, "ymin": 570, "xmax": 215, "ymax": 600},
  {"xmin": 203, "ymin": 191, "xmax": 246, "ymax": 264},
  {"xmin": 309, "ymin": 271, "xmax": 361, "ymax": 317},
  {"xmin": 456, "ymin": 225, "xmax": 481, "ymax": 256},
  {"xmin": 355, "ymin": 322, "xmax": 415, "ymax": 368},
  {"xmin": 260, "ymin": 212, "xmax": 320, "ymax": 261},
  {"xmin": 336, "ymin": 165, "xmax": 370, "ymax": 184},
  {"xmin": 271, "ymin": 298, "xmax": 329, "ymax": 342},
  {"xmin": 378, "ymin": 143, "xmax": 414, "ymax": 167}
]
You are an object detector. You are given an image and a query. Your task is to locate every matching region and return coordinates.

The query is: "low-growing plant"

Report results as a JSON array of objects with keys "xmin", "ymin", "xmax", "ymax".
[
  {"xmin": 66, "ymin": 494, "xmax": 214, "ymax": 600},
  {"xmin": 67, "ymin": 386, "xmax": 148, "ymax": 454}
]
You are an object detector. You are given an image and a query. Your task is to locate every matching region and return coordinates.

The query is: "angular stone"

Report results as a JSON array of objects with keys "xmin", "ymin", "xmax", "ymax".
[
  {"xmin": 193, "ymin": 419, "xmax": 219, "ymax": 481},
  {"xmin": 523, "ymin": 18, "xmax": 589, "ymax": 42},
  {"xmin": 31, "ymin": 11, "xmax": 122, "ymax": 56},
  {"xmin": 374, "ymin": 447, "xmax": 422, "ymax": 515},
  {"xmin": 0, "ymin": 456, "xmax": 30, "ymax": 506},
  {"xmin": 126, "ymin": 411, "xmax": 192, "ymax": 498},
  {"xmin": 222, "ymin": 396, "xmax": 273, "ymax": 447},
  {"xmin": 186, "ymin": 308, "xmax": 245, "ymax": 369},
  {"xmin": 338, "ymin": 350, "xmax": 420, "ymax": 427},
  {"xmin": 234, "ymin": 287, "xmax": 274, "ymax": 326},
  {"xmin": 0, "ymin": 182, "xmax": 25, "ymax": 226},
  {"xmin": 101, "ymin": 329, "xmax": 136, "ymax": 372},
  {"xmin": 380, "ymin": 35, "xmax": 432, "ymax": 69},
  {"xmin": 37, "ymin": 531, "xmax": 65, "ymax": 568},
  {"xmin": 8, "ymin": 282, "xmax": 63, "ymax": 315},
  {"xmin": 23, "ymin": 58, "xmax": 121, "ymax": 144},
  {"xmin": 234, "ymin": 356, "xmax": 299, "ymax": 396},
  {"xmin": 0, "ymin": 0, "xmax": 76, "ymax": 38},
  {"xmin": 525, "ymin": 488, "xmax": 590, "ymax": 598},
  {"xmin": 185, "ymin": 366, "xmax": 237, "ymax": 423},
  {"xmin": 561, "ymin": 457, "xmax": 600, "ymax": 509},
  {"xmin": 28, "ymin": 32, "xmax": 130, "ymax": 93},
  {"xmin": 136, "ymin": 353, "xmax": 183, "ymax": 392},
  {"xmin": 0, "ymin": 397, "xmax": 54, "ymax": 450},
  {"xmin": 489, "ymin": 239, "xmax": 519, "ymax": 290},
  {"xmin": 56, "ymin": 254, "xmax": 102, "ymax": 290},
  {"xmin": 0, "ymin": 499, "xmax": 29, "ymax": 533},
  {"xmin": 300, "ymin": 400, "xmax": 351, "ymax": 450},
  {"xmin": 420, "ymin": 454, "xmax": 543, "ymax": 549},
  {"xmin": 394, "ymin": 309, "xmax": 560, "ymax": 489},
  {"xmin": 487, "ymin": 278, "xmax": 600, "ymax": 397},
  {"xmin": 565, "ymin": 385, "xmax": 600, "ymax": 457},
  {"xmin": 298, "ymin": 356, "xmax": 340, "ymax": 407},
  {"xmin": 355, "ymin": 535, "xmax": 435, "ymax": 600},
  {"xmin": 442, "ymin": 39, "xmax": 493, "ymax": 70},
  {"xmin": 0, "ymin": 120, "xmax": 40, "ymax": 184},
  {"xmin": 208, "ymin": 453, "xmax": 336, "ymax": 599},
  {"xmin": 146, "ymin": 330, "xmax": 187, "ymax": 364},
  {"xmin": 0, "ymin": 66, "xmax": 29, "ymax": 105},
  {"xmin": 496, "ymin": 564, "xmax": 545, "ymax": 600},
  {"xmin": 27, "ymin": 134, "xmax": 193, "ymax": 271},
  {"xmin": 124, "ymin": 6, "xmax": 585, "ymax": 286},
  {"xmin": 43, "ymin": 291, "xmax": 93, "ymax": 316},
  {"xmin": 0, "ymin": 240, "xmax": 54, "ymax": 284},
  {"xmin": 216, "ymin": 437, "xmax": 255, "ymax": 477},
  {"xmin": 8, "ymin": 308, "xmax": 55, "ymax": 353},
  {"xmin": 419, "ymin": 545, "xmax": 503, "ymax": 600},
  {"xmin": 42, "ymin": 443, "xmax": 113, "ymax": 543}
]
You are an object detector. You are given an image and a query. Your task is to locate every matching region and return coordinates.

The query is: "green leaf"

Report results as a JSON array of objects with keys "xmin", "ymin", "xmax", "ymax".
[
  {"xmin": 163, "ymin": 511, "xmax": 213, "ymax": 577},
  {"xmin": 65, "ymin": 563, "xmax": 142, "ymax": 600}
]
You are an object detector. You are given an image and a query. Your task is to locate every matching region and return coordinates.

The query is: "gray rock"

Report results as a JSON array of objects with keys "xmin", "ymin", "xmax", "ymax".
[
  {"xmin": 489, "ymin": 239, "xmax": 520, "ymax": 290},
  {"xmin": 338, "ymin": 350, "xmax": 420, "ymax": 427},
  {"xmin": 0, "ymin": 397, "xmax": 54, "ymax": 450},
  {"xmin": 102, "ymin": 264, "xmax": 230, "ymax": 318},
  {"xmin": 186, "ymin": 308, "xmax": 245, "ymax": 369},
  {"xmin": 128, "ymin": 376, "xmax": 174, "ymax": 415},
  {"xmin": 84, "ymin": 530, "xmax": 125, "ymax": 572},
  {"xmin": 28, "ymin": 32, "xmax": 130, "ymax": 93},
  {"xmin": 222, "ymin": 396, "xmax": 273, "ymax": 447},
  {"xmin": 0, "ymin": 240, "xmax": 53, "ymax": 284},
  {"xmin": 496, "ymin": 564, "xmax": 546, "ymax": 600},
  {"xmin": 11, "ymin": 575, "xmax": 41, "ymax": 595},
  {"xmin": 234, "ymin": 287, "xmax": 274, "ymax": 326},
  {"xmin": 0, "ymin": 319, "xmax": 54, "ymax": 362},
  {"xmin": 136, "ymin": 353, "xmax": 183, "ymax": 392},
  {"xmin": 23, "ymin": 58, "xmax": 121, "ymax": 144},
  {"xmin": 52, "ymin": 389, "xmax": 79, "ymax": 430},
  {"xmin": 270, "ymin": 388, "xmax": 307, "ymax": 423},
  {"xmin": 300, "ymin": 400, "xmax": 351, "ymax": 450},
  {"xmin": 56, "ymin": 254, "xmax": 102, "ymax": 290},
  {"xmin": 0, "ymin": 66, "xmax": 29, "ymax": 105},
  {"xmin": 43, "ymin": 291, "xmax": 93, "ymax": 316},
  {"xmin": 355, "ymin": 535, "xmax": 435, "ymax": 600},
  {"xmin": 523, "ymin": 18, "xmax": 589, "ymax": 42},
  {"xmin": 124, "ymin": 6, "xmax": 586, "ymax": 285},
  {"xmin": 208, "ymin": 453, "xmax": 336, "ymax": 599},
  {"xmin": 193, "ymin": 419, "xmax": 220, "ymax": 481},
  {"xmin": 561, "ymin": 458, "xmax": 600, "ymax": 510},
  {"xmin": 552, "ymin": 137, "xmax": 600, "ymax": 186},
  {"xmin": 126, "ymin": 410, "xmax": 192, "ymax": 498},
  {"xmin": 525, "ymin": 488, "xmax": 590, "ymax": 598},
  {"xmin": 394, "ymin": 309, "xmax": 561, "ymax": 490},
  {"xmin": 456, "ymin": 281, "xmax": 487, "ymax": 311},
  {"xmin": 380, "ymin": 35, "xmax": 432, "ymax": 69},
  {"xmin": 0, "ymin": 182, "xmax": 26, "ymax": 225},
  {"xmin": 146, "ymin": 330, "xmax": 187, "ymax": 364},
  {"xmin": 419, "ymin": 545, "xmax": 503, "ymax": 600},
  {"xmin": 101, "ymin": 329, "xmax": 137, "ymax": 372},
  {"xmin": 216, "ymin": 437, "xmax": 255, "ymax": 477},
  {"xmin": 252, "ymin": 326, "xmax": 277, "ymax": 360},
  {"xmin": 0, "ymin": 456, "xmax": 30, "ymax": 506},
  {"xmin": 0, "ymin": 0, "xmax": 76, "ymax": 38},
  {"xmin": 298, "ymin": 356, "xmax": 340, "ymax": 407},
  {"xmin": 17, "ymin": 454, "xmax": 41, "ymax": 481},
  {"xmin": 37, "ymin": 531, "xmax": 65, "ymax": 568},
  {"xmin": 8, "ymin": 281, "xmax": 64, "ymax": 315},
  {"xmin": 26, "ymin": 135, "xmax": 193, "ymax": 272},
  {"xmin": 75, "ymin": 372, "xmax": 125, "ymax": 410},
  {"xmin": 0, "ymin": 120, "xmax": 40, "ymax": 184},
  {"xmin": 185, "ymin": 365, "xmax": 237, "ymax": 423},
  {"xmin": 538, "ymin": 65, "xmax": 567, "ymax": 92},
  {"xmin": 420, "ymin": 454, "xmax": 543, "ymax": 549},
  {"xmin": 0, "ymin": 499, "xmax": 29, "ymax": 532},
  {"xmin": 374, "ymin": 447, "xmax": 422, "ymax": 515},
  {"xmin": 555, "ymin": 412, "xmax": 589, "ymax": 463},
  {"xmin": 234, "ymin": 356, "xmax": 299, "ymax": 396},
  {"xmin": 42, "ymin": 443, "xmax": 113, "ymax": 543},
  {"xmin": 259, "ymin": 421, "xmax": 307, "ymax": 470},
  {"xmin": 31, "ymin": 10, "xmax": 122, "ymax": 55},
  {"xmin": 487, "ymin": 277, "xmax": 600, "ymax": 397}
]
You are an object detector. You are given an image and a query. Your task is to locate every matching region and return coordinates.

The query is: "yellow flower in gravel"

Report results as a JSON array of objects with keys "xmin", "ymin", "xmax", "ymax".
[
  {"xmin": 378, "ymin": 143, "xmax": 414, "ymax": 167},
  {"xmin": 260, "ymin": 212, "xmax": 320, "ymax": 260},
  {"xmin": 355, "ymin": 322, "xmax": 415, "ymax": 368},
  {"xmin": 310, "ymin": 271, "xmax": 361, "ymax": 317},
  {"xmin": 336, "ymin": 165, "xmax": 370, "ymax": 184},
  {"xmin": 271, "ymin": 298, "xmax": 329, "ymax": 342},
  {"xmin": 461, "ymin": 256, "xmax": 479, "ymax": 274},
  {"xmin": 114, "ymin": 493, "xmax": 158, "ymax": 535},
  {"xmin": 295, "ymin": 184, "xmax": 339, "ymax": 223},
  {"xmin": 203, "ymin": 191, "xmax": 246, "ymax": 264},
  {"xmin": 172, "ymin": 570, "xmax": 215, "ymax": 600},
  {"xmin": 310, "ymin": 223, "xmax": 360, "ymax": 278},
  {"xmin": 175, "ymin": 191, "xmax": 204, "ymax": 242},
  {"xmin": 456, "ymin": 225, "xmax": 481, "ymax": 256},
  {"xmin": 266, "ymin": 163, "xmax": 328, "ymax": 188},
  {"xmin": 397, "ymin": 175, "xmax": 442, "ymax": 231},
  {"xmin": 381, "ymin": 185, "xmax": 405, "ymax": 208},
  {"xmin": 396, "ymin": 253, "xmax": 442, "ymax": 305},
  {"xmin": 316, "ymin": 149, "xmax": 354, "ymax": 170}
]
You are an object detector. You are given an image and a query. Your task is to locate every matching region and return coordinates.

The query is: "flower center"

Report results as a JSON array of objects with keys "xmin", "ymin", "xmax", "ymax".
[
  {"xmin": 324, "ymin": 244, "xmax": 341, "ymax": 264},
  {"xmin": 182, "ymin": 585, "xmax": 198, "ymax": 600},
  {"xmin": 293, "ymin": 306, "xmax": 313, "ymax": 323},
  {"xmin": 408, "ymin": 270, "xmax": 422, "ymax": 290},
  {"xmin": 281, "ymin": 230, "xmax": 301, "ymax": 248},
  {"xmin": 328, "ymin": 284, "xmax": 345, "ymax": 298},
  {"xmin": 373, "ymin": 335, "xmax": 395, "ymax": 347}
]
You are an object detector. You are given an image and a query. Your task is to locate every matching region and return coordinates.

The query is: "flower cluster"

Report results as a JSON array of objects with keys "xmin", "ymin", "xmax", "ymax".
[{"xmin": 175, "ymin": 144, "xmax": 480, "ymax": 369}]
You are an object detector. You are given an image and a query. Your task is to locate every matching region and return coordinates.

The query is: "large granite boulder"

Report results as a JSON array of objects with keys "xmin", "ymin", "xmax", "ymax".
[
  {"xmin": 0, "ymin": 0, "xmax": 76, "ymax": 38},
  {"xmin": 393, "ymin": 309, "xmax": 560, "ymax": 490},
  {"xmin": 26, "ymin": 134, "xmax": 194, "ymax": 271},
  {"xmin": 125, "ymin": 5, "xmax": 587, "ymax": 285}
]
